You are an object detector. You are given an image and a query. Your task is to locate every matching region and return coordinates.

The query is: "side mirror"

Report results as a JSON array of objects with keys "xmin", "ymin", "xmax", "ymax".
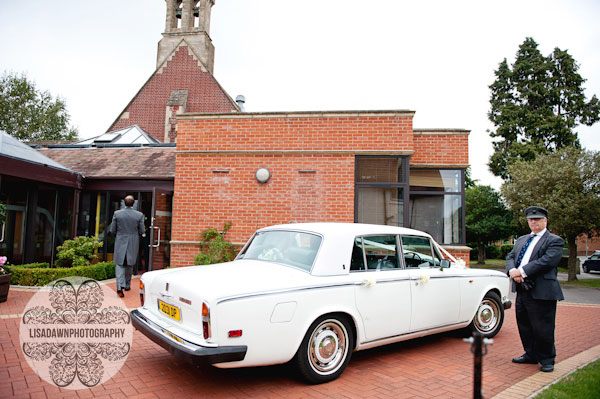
[{"xmin": 440, "ymin": 259, "xmax": 451, "ymax": 268}]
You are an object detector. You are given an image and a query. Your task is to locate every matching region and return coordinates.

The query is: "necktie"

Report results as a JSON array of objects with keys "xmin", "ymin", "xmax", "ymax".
[{"xmin": 516, "ymin": 235, "xmax": 535, "ymax": 266}]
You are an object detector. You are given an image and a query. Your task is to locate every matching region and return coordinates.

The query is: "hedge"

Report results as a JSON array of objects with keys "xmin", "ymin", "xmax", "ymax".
[
  {"xmin": 6, "ymin": 261, "xmax": 116, "ymax": 286},
  {"xmin": 470, "ymin": 245, "xmax": 514, "ymax": 261}
]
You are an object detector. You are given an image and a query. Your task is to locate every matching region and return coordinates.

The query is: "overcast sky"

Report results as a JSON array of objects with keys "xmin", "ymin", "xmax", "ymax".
[{"xmin": 1, "ymin": 0, "xmax": 599, "ymax": 188}]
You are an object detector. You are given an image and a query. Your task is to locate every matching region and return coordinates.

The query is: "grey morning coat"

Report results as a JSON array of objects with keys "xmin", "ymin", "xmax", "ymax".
[{"xmin": 109, "ymin": 207, "xmax": 145, "ymax": 266}]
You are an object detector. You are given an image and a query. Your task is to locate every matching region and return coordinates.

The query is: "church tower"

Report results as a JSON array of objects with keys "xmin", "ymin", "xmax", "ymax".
[{"xmin": 157, "ymin": 0, "xmax": 216, "ymax": 73}]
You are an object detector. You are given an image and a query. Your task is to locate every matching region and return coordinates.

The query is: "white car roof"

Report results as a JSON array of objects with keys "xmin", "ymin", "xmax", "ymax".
[
  {"xmin": 260, "ymin": 222, "xmax": 431, "ymax": 240},
  {"xmin": 258, "ymin": 223, "xmax": 434, "ymax": 276}
]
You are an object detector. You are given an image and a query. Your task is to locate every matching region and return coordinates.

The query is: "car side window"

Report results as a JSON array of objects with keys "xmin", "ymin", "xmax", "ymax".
[
  {"xmin": 401, "ymin": 236, "xmax": 435, "ymax": 268},
  {"xmin": 350, "ymin": 237, "xmax": 366, "ymax": 271},
  {"xmin": 362, "ymin": 235, "xmax": 399, "ymax": 270},
  {"xmin": 591, "ymin": 255, "xmax": 600, "ymax": 260}
]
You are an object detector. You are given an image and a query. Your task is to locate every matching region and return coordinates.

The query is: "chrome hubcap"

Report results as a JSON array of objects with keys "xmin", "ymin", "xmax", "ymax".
[
  {"xmin": 475, "ymin": 299, "xmax": 499, "ymax": 332},
  {"xmin": 308, "ymin": 320, "xmax": 348, "ymax": 374}
]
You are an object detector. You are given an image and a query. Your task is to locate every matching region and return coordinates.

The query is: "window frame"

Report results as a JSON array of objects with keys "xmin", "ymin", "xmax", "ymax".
[
  {"xmin": 354, "ymin": 155, "xmax": 410, "ymax": 227},
  {"xmin": 408, "ymin": 167, "xmax": 466, "ymax": 245}
]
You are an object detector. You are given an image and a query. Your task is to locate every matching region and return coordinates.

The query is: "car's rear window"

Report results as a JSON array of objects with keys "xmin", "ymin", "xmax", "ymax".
[{"xmin": 238, "ymin": 230, "xmax": 322, "ymax": 272}]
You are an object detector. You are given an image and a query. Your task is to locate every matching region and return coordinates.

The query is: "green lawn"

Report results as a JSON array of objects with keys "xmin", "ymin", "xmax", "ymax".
[
  {"xmin": 534, "ymin": 359, "xmax": 600, "ymax": 398},
  {"xmin": 561, "ymin": 279, "xmax": 600, "ymax": 289}
]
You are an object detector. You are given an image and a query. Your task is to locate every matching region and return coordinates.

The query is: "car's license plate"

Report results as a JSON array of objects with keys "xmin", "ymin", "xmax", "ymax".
[
  {"xmin": 158, "ymin": 300, "xmax": 181, "ymax": 321},
  {"xmin": 162, "ymin": 329, "xmax": 183, "ymax": 343}
]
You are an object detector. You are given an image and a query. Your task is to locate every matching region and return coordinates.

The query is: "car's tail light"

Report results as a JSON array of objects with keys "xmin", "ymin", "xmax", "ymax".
[
  {"xmin": 139, "ymin": 280, "xmax": 145, "ymax": 306},
  {"xmin": 202, "ymin": 302, "xmax": 211, "ymax": 339}
]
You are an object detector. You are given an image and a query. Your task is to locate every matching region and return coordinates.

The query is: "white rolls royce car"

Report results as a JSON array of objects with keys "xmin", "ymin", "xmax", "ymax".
[{"xmin": 131, "ymin": 223, "xmax": 511, "ymax": 384}]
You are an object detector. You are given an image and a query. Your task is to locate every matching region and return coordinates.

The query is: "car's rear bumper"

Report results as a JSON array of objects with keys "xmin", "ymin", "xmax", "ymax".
[
  {"xmin": 131, "ymin": 309, "xmax": 247, "ymax": 366},
  {"xmin": 503, "ymin": 300, "xmax": 512, "ymax": 310}
]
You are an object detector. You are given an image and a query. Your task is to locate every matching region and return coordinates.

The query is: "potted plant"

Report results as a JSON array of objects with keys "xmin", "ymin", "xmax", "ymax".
[{"xmin": 0, "ymin": 256, "xmax": 10, "ymax": 303}]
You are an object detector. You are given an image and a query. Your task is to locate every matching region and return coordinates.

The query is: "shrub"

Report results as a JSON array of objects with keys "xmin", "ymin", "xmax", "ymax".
[
  {"xmin": 7, "ymin": 261, "xmax": 116, "ymax": 286},
  {"xmin": 55, "ymin": 236, "xmax": 103, "ymax": 267},
  {"xmin": 500, "ymin": 244, "xmax": 514, "ymax": 259},
  {"xmin": 485, "ymin": 245, "xmax": 502, "ymax": 260},
  {"xmin": 194, "ymin": 222, "xmax": 236, "ymax": 265},
  {"xmin": 13, "ymin": 262, "xmax": 50, "ymax": 269}
]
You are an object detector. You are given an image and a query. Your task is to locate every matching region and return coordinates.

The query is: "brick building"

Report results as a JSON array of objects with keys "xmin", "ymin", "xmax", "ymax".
[
  {"xmin": 1, "ymin": 0, "xmax": 472, "ymax": 268},
  {"xmin": 170, "ymin": 111, "xmax": 470, "ymax": 267}
]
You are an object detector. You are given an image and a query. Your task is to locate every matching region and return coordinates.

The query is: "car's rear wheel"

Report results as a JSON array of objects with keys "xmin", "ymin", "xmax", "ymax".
[
  {"xmin": 294, "ymin": 315, "xmax": 354, "ymax": 384},
  {"xmin": 469, "ymin": 291, "xmax": 504, "ymax": 338}
]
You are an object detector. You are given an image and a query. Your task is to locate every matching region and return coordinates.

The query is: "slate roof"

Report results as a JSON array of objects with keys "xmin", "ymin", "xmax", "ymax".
[
  {"xmin": 38, "ymin": 146, "xmax": 176, "ymax": 179},
  {"xmin": 0, "ymin": 130, "xmax": 76, "ymax": 172}
]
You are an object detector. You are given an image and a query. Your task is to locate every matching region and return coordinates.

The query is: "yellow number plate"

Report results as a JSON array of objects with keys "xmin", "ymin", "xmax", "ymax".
[
  {"xmin": 162, "ymin": 329, "xmax": 183, "ymax": 343},
  {"xmin": 158, "ymin": 300, "xmax": 181, "ymax": 321}
]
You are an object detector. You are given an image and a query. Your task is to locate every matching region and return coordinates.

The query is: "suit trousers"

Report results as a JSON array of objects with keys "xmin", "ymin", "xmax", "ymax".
[
  {"xmin": 116, "ymin": 263, "xmax": 133, "ymax": 291},
  {"xmin": 515, "ymin": 288, "xmax": 557, "ymax": 365}
]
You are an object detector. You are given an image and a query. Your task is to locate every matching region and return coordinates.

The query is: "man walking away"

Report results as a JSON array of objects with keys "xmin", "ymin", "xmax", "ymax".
[{"xmin": 110, "ymin": 195, "xmax": 145, "ymax": 297}]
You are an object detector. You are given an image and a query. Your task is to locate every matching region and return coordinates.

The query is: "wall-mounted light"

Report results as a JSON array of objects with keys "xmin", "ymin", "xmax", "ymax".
[{"xmin": 255, "ymin": 168, "xmax": 271, "ymax": 184}]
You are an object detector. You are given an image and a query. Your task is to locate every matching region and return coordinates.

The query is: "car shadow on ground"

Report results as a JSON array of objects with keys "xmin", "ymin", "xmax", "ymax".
[{"xmin": 157, "ymin": 330, "xmax": 468, "ymax": 387}]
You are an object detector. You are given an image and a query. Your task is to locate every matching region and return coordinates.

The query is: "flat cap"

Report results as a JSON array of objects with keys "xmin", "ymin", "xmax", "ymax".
[{"xmin": 524, "ymin": 206, "xmax": 548, "ymax": 219}]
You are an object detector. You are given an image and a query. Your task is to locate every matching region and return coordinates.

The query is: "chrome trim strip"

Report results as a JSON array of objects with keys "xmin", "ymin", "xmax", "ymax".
[
  {"xmin": 137, "ymin": 310, "xmax": 201, "ymax": 351},
  {"xmin": 217, "ymin": 282, "xmax": 360, "ymax": 304},
  {"xmin": 217, "ymin": 273, "xmax": 505, "ymax": 304},
  {"xmin": 360, "ymin": 321, "xmax": 470, "ymax": 345}
]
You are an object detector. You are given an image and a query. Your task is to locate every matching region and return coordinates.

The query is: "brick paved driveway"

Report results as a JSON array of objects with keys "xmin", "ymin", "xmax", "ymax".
[{"xmin": 2, "ymin": 278, "xmax": 600, "ymax": 399}]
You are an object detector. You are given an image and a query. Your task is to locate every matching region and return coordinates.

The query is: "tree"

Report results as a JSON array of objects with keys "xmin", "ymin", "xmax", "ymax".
[
  {"xmin": 488, "ymin": 38, "xmax": 600, "ymax": 180},
  {"xmin": 0, "ymin": 72, "xmax": 78, "ymax": 142},
  {"xmin": 466, "ymin": 185, "xmax": 514, "ymax": 264},
  {"xmin": 501, "ymin": 147, "xmax": 600, "ymax": 281}
]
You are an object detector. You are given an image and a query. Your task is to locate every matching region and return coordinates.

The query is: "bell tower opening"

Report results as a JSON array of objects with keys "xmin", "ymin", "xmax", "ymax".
[{"xmin": 157, "ymin": 0, "xmax": 215, "ymax": 73}]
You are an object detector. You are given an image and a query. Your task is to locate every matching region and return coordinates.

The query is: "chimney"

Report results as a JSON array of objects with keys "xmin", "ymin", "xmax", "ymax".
[{"xmin": 235, "ymin": 95, "xmax": 246, "ymax": 112}]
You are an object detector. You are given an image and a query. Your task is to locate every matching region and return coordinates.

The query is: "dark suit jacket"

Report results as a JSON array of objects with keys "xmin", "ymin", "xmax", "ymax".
[
  {"xmin": 110, "ymin": 207, "xmax": 145, "ymax": 266},
  {"xmin": 506, "ymin": 231, "xmax": 564, "ymax": 301}
]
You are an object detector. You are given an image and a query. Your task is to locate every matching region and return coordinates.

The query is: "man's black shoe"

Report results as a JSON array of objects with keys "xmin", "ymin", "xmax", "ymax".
[
  {"xmin": 512, "ymin": 355, "xmax": 537, "ymax": 364},
  {"xmin": 540, "ymin": 364, "xmax": 554, "ymax": 372},
  {"xmin": 124, "ymin": 287, "xmax": 131, "ymax": 291},
  {"xmin": 117, "ymin": 290, "xmax": 124, "ymax": 298}
]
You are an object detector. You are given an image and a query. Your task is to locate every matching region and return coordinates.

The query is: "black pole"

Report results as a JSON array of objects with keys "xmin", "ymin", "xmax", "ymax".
[{"xmin": 473, "ymin": 332, "xmax": 483, "ymax": 399}]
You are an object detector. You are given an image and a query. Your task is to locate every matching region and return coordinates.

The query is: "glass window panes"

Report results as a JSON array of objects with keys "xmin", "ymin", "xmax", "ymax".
[
  {"xmin": 362, "ymin": 235, "xmax": 399, "ymax": 270},
  {"xmin": 409, "ymin": 194, "xmax": 462, "ymax": 245},
  {"xmin": 350, "ymin": 237, "xmax": 366, "ymax": 271},
  {"xmin": 357, "ymin": 187, "xmax": 404, "ymax": 227},
  {"xmin": 239, "ymin": 230, "xmax": 322, "ymax": 272},
  {"xmin": 410, "ymin": 169, "xmax": 461, "ymax": 192},
  {"xmin": 357, "ymin": 157, "xmax": 405, "ymax": 183},
  {"xmin": 401, "ymin": 236, "xmax": 435, "ymax": 268}
]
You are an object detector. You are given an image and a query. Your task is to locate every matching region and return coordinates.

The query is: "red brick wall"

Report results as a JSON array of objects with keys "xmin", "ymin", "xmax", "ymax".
[
  {"xmin": 109, "ymin": 46, "xmax": 238, "ymax": 141},
  {"xmin": 576, "ymin": 233, "xmax": 600, "ymax": 256},
  {"xmin": 411, "ymin": 132, "xmax": 469, "ymax": 165},
  {"xmin": 171, "ymin": 112, "xmax": 469, "ymax": 267},
  {"xmin": 176, "ymin": 114, "xmax": 414, "ymax": 153}
]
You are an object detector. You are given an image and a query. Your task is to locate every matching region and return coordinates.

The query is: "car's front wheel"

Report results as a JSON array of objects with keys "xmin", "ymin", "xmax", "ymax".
[
  {"xmin": 583, "ymin": 264, "xmax": 589, "ymax": 273},
  {"xmin": 294, "ymin": 315, "xmax": 354, "ymax": 384},
  {"xmin": 469, "ymin": 291, "xmax": 504, "ymax": 338}
]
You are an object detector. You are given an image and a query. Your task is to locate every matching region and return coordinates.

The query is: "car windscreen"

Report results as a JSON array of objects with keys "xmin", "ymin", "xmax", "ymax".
[{"xmin": 238, "ymin": 230, "xmax": 322, "ymax": 272}]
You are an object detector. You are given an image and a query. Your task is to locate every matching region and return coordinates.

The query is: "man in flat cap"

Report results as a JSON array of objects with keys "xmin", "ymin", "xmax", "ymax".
[{"xmin": 506, "ymin": 206, "xmax": 564, "ymax": 372}]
